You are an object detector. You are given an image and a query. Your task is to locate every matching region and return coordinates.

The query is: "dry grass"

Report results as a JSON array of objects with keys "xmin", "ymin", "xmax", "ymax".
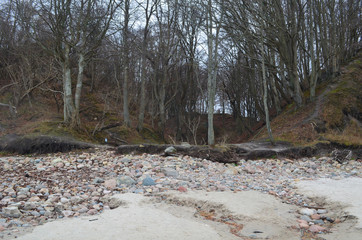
[{"xmin": 254, "ymin": 51, "xmax": 362, "ymax": 147}]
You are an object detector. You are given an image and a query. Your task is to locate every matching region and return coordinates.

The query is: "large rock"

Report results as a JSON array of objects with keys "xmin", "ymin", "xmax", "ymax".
[
  {"xmin": 2, "ymin": 207, "xmax": 21, "ymax": 218},
  {"xmin": 142, "ymin": 176, "xmax": 156, "ymax": 186},
  {"xmin": 116, "ymin": 176, "xmax": 136, "ymax": 186},
  {"xmin": 162, "ymin": 168, "xmax": 179, "ymax": 178},
  {"xmin": 164, "ymin": 146, "xmax": 177, "ymax": 155}
]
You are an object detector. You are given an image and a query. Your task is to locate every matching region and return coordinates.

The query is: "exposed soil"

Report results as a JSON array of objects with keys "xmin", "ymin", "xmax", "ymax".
[
  {"xmin": 0, "ymin": 135, "xmax": 97, "ymax": 155},
  {"xmin": 116, "ymin": 142, "xmax": 361, "ymax": 163}
]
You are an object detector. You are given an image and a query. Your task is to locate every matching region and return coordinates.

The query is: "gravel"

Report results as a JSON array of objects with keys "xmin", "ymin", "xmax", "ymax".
[{"xmin": 0, "ymin": 150, "xmax": 361, "ymax": 237}]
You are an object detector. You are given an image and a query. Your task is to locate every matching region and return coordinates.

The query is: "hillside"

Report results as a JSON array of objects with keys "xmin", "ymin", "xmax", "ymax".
[
  {"xmin": 1, "ymin": 52, "xmax": 361, "ymax": 150},
  {"xmin": 254, "ymin": 51, "xmax": 362, "ymax": 147}
]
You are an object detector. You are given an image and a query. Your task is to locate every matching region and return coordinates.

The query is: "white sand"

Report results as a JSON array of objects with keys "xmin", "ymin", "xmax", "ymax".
[
  {"xmin": 12, "ymin": 177, "xmax": 362, "ymax": 240},
  {"xmin": 14, "ymin": 191, "xmax": 299, "ymax": 240}
]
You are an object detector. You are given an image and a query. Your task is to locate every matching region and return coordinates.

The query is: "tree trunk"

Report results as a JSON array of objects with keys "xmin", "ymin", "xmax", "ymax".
[
  {"xmin": 207, "ymin": 0, "xmax": 215, "ymax": 145},
  {"xmin": 309, "ymin": 0, "xmax": 318, "ymax": 102},
  {"xmin": 138, "ymin": 53, "xmax": 146, "ymax": 131},
  {"xmin": 261, "ymin": 45, "xmax": 273, "ymax": 144},
  {"xmin": 75, "ymin": 52, "xmax": 85, "ymax": 111},
  {"xmin": 158, "ymin": 69, "xmax": 167, "ymax": 136},
  {"xmin": 123, "ymin": 0, "xmax": 131, "ymax": 127},
  {"xmin": 123, "ymin": 64, "xmax": 131, "ymax": 127},
  {"xmin": 62, "ymin": 44, "xmax": 75, "ymax": 125}
]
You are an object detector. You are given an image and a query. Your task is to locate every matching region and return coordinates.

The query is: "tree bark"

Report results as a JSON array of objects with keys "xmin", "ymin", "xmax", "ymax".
[
  {"xmin": 261, "ymin": 43, "xmax": 273, "ymax": 144},
  {"xmin": 123, "ymin": 0, "xmax": 131, "ymax": 127},
  {"xmin": 62, "ymin": 44, "xmax": 75, "ymax": 125}
]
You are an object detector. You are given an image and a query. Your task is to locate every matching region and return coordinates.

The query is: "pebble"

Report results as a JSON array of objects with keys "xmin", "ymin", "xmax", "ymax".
[
  {"xmin": 87, "ymin": 209, "xmax": 98, "ymax": 215},
  {"xmin": 178, "ymin": 186, "xmax": 187, "ymax": 192},
  {"xmin": 107, "ymin": 198, "xmax": 124, "ymax": 209},
  {"xmin": 300, "ymin": 215, "xmax": 312, "ymax": 222},
  {"xmin": 309, "ymin": 224, "xmax": 326, "ymax": 233},
  {"xmin": 297, "ymin": 219, "xmax": 309, "ymax": 229},
  {"xmin": 317, "ymin": 209, "xmax": 328, "ymax": 214},
  {"xmin": 299, "ymin": 208, "xmax": 316, "ymax": 216},
  {"xmin": 313, "ymin": 219, "xmax": 325, "ymax": 225},
  {"xmin": 162, "ymin": 168, "xmax": 179, "ymax": 178}
]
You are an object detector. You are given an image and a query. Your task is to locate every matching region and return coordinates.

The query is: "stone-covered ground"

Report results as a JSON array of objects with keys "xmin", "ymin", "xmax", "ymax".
[{"xmin": 0, "ymin": 149, "xmax": 361, "ymax": 239}]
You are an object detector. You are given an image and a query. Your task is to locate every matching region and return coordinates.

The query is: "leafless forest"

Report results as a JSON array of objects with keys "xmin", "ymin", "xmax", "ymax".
[{"xmin": 0, "ymin": 0, "xmax": 361, "ymax": 144}]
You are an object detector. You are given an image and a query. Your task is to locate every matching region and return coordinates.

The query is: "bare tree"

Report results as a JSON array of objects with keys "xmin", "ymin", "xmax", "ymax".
[
  {"xmin": 206, "ymin": 0, "xmax": 223, "ymax": 145},
  {"xmin": 137, "ymin": 0, "xmax": 159, "ymax": 132}
]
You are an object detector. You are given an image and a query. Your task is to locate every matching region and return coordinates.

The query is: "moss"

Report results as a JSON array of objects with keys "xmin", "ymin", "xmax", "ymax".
[
  {"xmin": 214, "ymin": 144, "xmax": 231, "ymax": 152},
  {"xmin": 0, "ymin": 151, "xmax": 11, "ymax": 157},
  {"xmin": 30, "ymin": 121, "xmax": 94, "ymax": 143}
]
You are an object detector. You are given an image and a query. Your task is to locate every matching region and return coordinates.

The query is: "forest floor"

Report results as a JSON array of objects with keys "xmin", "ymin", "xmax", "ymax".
[{"xmin": 254, "ymin": 51, "xmax": 361, "ymax": 148}]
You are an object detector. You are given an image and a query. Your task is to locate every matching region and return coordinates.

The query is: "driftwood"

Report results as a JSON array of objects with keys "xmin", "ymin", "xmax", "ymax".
[
  {"xmin": 117, "ymin": 144, "xmax": 239, "ymax": 163},
  {"xmin": 116, "ymin": 142, "xmax": 361, "ymax": 163}
]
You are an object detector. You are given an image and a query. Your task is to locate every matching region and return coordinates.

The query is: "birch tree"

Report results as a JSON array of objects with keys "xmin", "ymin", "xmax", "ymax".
[
  {"xmin": 137, "ymin": 0, "xmax": 159, "ymax": 132},
  {"xmin": 206, "ymin": 0, "xmax": 223, "ymax": 145},
  {"xmin": 16, "ymin": 0, "xmax": 118, "ymax": 127}
]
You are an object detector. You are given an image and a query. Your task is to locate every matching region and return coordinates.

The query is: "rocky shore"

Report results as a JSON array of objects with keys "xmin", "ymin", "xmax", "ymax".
[{"xmin": 0, "ymin": 149, "xmax": 361, "ymax": 239}]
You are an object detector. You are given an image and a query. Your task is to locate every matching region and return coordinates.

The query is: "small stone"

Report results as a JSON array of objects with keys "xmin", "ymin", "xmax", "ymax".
[
  {"xmin": 93, "ymin": 177, "xmax": 105, "ymax": 184},
  {"xmin": 317, "ymin": 209, "xmax": 327, "ymax": 214},
  {"xmin": 78, "ymin": 207, "xmax": 88, "ymax": 214},
  {"xmin": 313, "ymin": 220, "xmax": 325, "ymax": 225},
  {"xmin": 244, "ymin": 166, "xmax": 255, "ymax": 174},
  {"xmin": 55, "ymin": 162, "xmax": 64, "ymax": 168},
  {"xmin": 108, "ymin": 198, "xmax": 124, "ymax": 209},
  {"xmin": 31, "ymin": 211, "xmax": 40, "ymax": 217},
  {"xmin": 92, "ymin": 204, "xmax": 101, "ymax": 210},
  {"xmin": 162, "ymin": 168, "xmax": 179, "ymax": 178},
  {"xmin": 17, "ymin": 194, "xmax": 27, "ymax": 200},
  {"xmin": 104, "ymin": 179, "xmax": 117, "ymax": 190},
  {"xmin": 121, "ymin": 157, "xmax": 131, "ymax": 163},
  {"xmin": 142, "ymin": 176, "xmax": 156, "ymax": 186},
  {"xmin": 311, "ymin": 214, "xmax": 321, "ymax": 220},
  {"xmin": 70, "ymin": 196, "xmax": 83, "ymax": 204},
  {"xmin": 300, "ymin": 215, "xmax": 312, "ymax": 222},
  {"xmin": 54, "ymin": 203, "xmax": 64, "ymax": 213},
  {"xmin": 77, "ymin": 164, "xmax": 85, "ymax": 169},
  {"xmin": 134, "ymin": 189, "xmax": 144, "ymax": 194},
  {"xmin": 44, "ymin": 211, "xmax": 52, "ymax": 217},
  {"xmin": 309, "ymin": 224, "xmax": 326, "ymax": 233},
  {"xmin": 28, "ymin": 196, "xmax": 41, "ymax": 202},
  {"xmin": 178, "ymin": 186, "xmax": 187, "ymax": 192},
  {"xmin": 299, "ymin": 208, "xmax": 316, "ymax": 216},
  {"xmin": 87, "ymin": 209, "xmax": 98, "ymax": 215},
  {"xmin": 0, "ymin": 225, "xmax": 5, "ymax": 232},
  {"xmin": 224, "ymin": 166, "xmax": 239, "ymax": 175},
  {"xmin": 297, "ymin": 219, "xmax": 309, "ymax": 229},
  {"xmin": 51, "ymin": 158, "xmax": 63, "ymax": 165},
  {"xmin": 24, "ymin": 202, "xmax": 38, "ymax": 210}
]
